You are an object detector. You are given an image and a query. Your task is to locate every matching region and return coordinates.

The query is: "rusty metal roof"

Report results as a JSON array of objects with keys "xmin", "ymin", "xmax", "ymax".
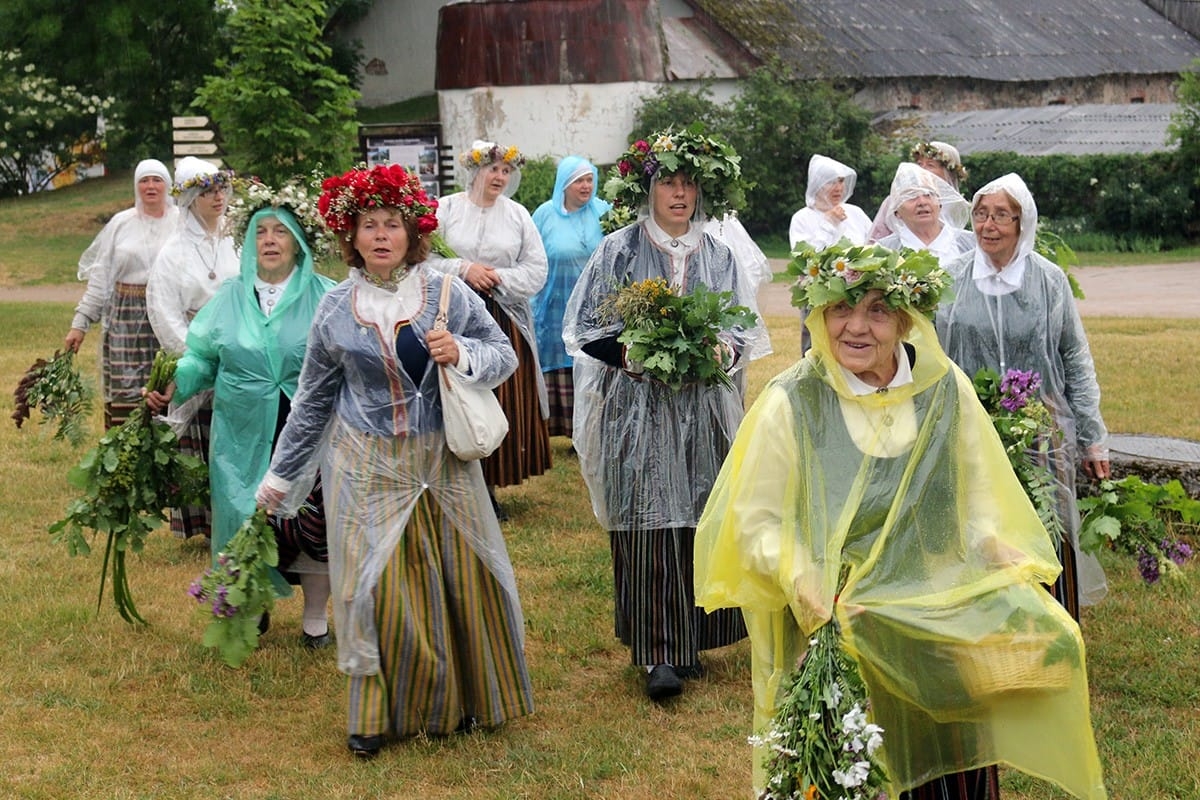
[
  {"xmin": 689, "ymin": 0, "xmax": 1200, "ymax": 82},
  {"xmin": 436, "ymin": 0, "xmax": 669, "ymax": 89},
  {"xmin": 877, "ymin": 103, "xmax": 1181, "ymax": 155}
]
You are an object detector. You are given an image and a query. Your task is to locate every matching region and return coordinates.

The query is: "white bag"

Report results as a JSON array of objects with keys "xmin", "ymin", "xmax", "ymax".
[{"xmin": 434, "ymin": 276, "xmax": 509, "ymax": 460}]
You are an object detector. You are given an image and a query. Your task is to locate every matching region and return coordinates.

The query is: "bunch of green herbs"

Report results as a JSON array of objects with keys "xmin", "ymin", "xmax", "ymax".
[{"xmin": 11, "ymin": 349, "xmax": 94, "ymax": 446}]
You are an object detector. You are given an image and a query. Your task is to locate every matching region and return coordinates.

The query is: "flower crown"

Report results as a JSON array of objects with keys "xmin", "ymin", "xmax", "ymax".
[
  {"xmin": 317, "ymin": 163, "xmax": 439, "ymax": 236},
  {"xmin": 602, "ymin": 124, "xmax": 747, "ymax": 221},
  {"xmin": 785, "ymin": 239, "xmax": 950, "ymax": 316},
  {"xmin": 224, "ymin": 175, "xmax": 332, "ymax": 258},
  {"xmin": 910, "ymin": 142, "xmax": 968, "ymax": 183},
  {"xmin": 172, "ymin": 169, "xmax": 234, "ymax": 195},
  {"xmin": 458, "ymin": 143, "xmax": 526, "ymax": 171}
]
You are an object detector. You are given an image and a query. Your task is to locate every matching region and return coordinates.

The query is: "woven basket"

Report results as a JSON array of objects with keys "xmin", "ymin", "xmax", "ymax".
[{"xmin": 952, "ymin": 633, "xmax": 1072, "ymax": 698}]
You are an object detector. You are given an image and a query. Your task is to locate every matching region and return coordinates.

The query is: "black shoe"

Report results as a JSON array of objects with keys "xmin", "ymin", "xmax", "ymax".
[
  {"xmin": 675, "ymin": 663, "xmax": 706, "ymax": 680},
  {"xmin": 347, "ymin": 734, "xmax": 384, "ymax": 759},
  {"xmin": 645, "ymin": 664, "xmax": 683, "ymax": 701},
  {"xmin": 301, "ymin": 630, "xmax": 334, "ymax": 649},
  {"xmin": 257, "ymin": 611, "xmax": 270, "ymax": 635},
  {"xmin": 487, "ymin": 487, "xmax": 509, "ymax": 521}
]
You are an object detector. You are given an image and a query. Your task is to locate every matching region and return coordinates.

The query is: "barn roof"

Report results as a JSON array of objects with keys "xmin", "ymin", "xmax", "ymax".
[
  {"xmin": 689, "ymin": 0, "xmax": 1200, "ymax": 82},
  {"xmin": 877, "ymin": 103, "xmax": 1181, "ymax": 155}
]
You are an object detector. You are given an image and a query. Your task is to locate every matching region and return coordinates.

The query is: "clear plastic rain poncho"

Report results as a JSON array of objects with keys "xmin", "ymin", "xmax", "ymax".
[
  {"xmin": 260, "ymin": 266, "xmax": 520, "ymax": 675},
  {"xmin": 563, "ymin": 210, "xmax": 761, "ymax": 531},
  {"xmin": 172, "ymin": 208, "xmax": 335, "ymax": 585},
  {"xmin": 531, "ymin": 156, "xmax": 611, "ymax": 371},
  {"xmin": 936, "ymin": 173, "xmax": 1109, "ymax": 605},
  {"xmin": 704, "ymin": 212, "xmax": 773, "ymax": 363},
  {"xmin": 874, "ymin": 162, "xmax": 974, "ymax": 261},
  {"xmin": 788, "ymin": 154, "xmax": 873, "ymax": 249},
  {"xmin": 72, "ymin": 159, "xmax": 180, "ymax": 404},
  {"xmin": 695, "ymin": 310, "xmax": 1107, "ymax": 799}
]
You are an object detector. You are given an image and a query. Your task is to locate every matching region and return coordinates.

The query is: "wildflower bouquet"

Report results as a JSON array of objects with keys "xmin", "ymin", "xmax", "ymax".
[
  {"xmin": 602, "ymin": 277, "xmax": 757, "ymax": 391},
  {"xmin": 11, "ymin": 349, "xmax": 94, "ymax": 446},
  {"xmin": 599, "ymin": 203, "xmax": 637, "ymax": 234},
  {"xmin": 752, "ymin": 620, "xmax": 888, "ymax": 800},
  {"xmin": 1079, "ymin": 475, "xmax": 1198, "ymax": 584},
  {"xmin": 972, "ymin": 368, "xmax": 1065, "ymax": 546},
  {"xmin": 48, "ymin": 350, "xmax": 209, "ymax": 623},
  {"xmin": 189, "ymin": 509, "xmax": 279, "ymax": 667}
]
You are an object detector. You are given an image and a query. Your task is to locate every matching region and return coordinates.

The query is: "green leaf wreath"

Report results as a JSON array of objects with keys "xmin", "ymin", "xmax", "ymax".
[{"xmin": 48, "ymin": 350, "xmax": 209, "ymax": 624}]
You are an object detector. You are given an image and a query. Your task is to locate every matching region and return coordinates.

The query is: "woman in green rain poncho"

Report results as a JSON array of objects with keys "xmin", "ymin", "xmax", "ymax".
[
  {"xmin": 695, "ymin": 244, "xmax": 1107, "ymax": 799},
  {"xmin": 148, "ymin": 199, "xmax": 336, "ymax": 647}
]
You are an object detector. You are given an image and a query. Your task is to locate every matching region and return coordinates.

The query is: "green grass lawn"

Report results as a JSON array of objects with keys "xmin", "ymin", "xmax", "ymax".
[{"xmin": 0, "ymin": 182, "xmax": 1197, "ymax": 799}]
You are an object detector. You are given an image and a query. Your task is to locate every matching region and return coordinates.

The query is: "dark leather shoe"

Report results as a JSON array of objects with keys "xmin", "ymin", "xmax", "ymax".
[
  {"xmin": 301, "ymin": 630, "xmax": 334, "ymax": 649},
  {"xmin": 257, "ymin": 611, "xmax": 270, "ymax": 635},
  {"xmin": 675, "ymin": 663, "xmax": 706, "ymax": 680},
  {"xmin": 347, "ymin": 734, "xmax": 384, "ymax": 758},
  {"xmin": 646, "ymin": 664, "xmax": 683, "ymax": 701}
]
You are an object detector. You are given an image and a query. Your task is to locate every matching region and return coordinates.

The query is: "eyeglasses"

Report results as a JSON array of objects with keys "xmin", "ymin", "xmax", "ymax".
[{"xmin": 971, "ymin": 209, "xmax": 1019, "ymax": 226}]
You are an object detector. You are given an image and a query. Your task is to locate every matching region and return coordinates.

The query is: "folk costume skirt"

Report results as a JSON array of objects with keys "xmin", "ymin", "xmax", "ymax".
[
  {"xmin": 542, "ymin": 366, "xmax": 575, "ymax": 438},
  {"xmin": 342, "ymin": 480, "xmax": 533, "ymax": 738},
  {"xmin": 900, "ymin": 767, "xmax": 1000, "ymax": 800},
  {"xmin": 611, "ymin": 527, "xmax": 747, "ymax": 669},
  {"xmin": 170, "ymin": 402, "xmax": 213, "ymax": 540},
  {"xmin": 101, "ymin": 282, "xmax": 160, "ymax": 429},
  {"xmin": 481, "ymin": 296, "xmax": 551, "ymax": 489}
]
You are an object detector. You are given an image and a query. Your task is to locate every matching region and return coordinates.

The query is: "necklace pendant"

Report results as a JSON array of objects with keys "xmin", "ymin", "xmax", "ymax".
[{"xmin": 208, "ymin": 271, "xmax": 216, "ymax": 280}]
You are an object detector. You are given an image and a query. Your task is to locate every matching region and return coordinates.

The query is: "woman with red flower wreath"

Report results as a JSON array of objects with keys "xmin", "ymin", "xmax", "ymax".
[
  {"xmin": 426, "ymin": 140, "xmax": 551, "ymax": 517},
  {"xmin": 256, "ymin": 163, "xmax": 533, "ymax": 758}
]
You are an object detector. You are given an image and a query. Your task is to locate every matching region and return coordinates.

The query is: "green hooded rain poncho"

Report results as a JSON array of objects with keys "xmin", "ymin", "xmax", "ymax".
[
  {"xmin": 173, "ymin": 208, "xmax": 336, "ymax": 591},
  {"xmin": 695, "ymin": 310, "xmax": 1106, "ymax": 799}
]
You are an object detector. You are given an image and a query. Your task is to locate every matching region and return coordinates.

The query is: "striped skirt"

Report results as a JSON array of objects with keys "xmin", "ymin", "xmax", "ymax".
[
  {"xmin": 542, "ymin": 367, "xmax": 574, "ymax": 438},
  {"xmin": 170, "ymin": 403, "xmax": 212, "ymax": 539},
  {"xmin": 344, "ymin": 489, "xmax": 534, "ymax": 738},
  {"xmin": 482, "ymin": 297, "xmax": 551, "ymax": 488},
  {"xmin": 101, "ymin": 283, "xmax": 160, "ymax": 429},
  {"xmin": 900, "ymin": 767, "xmax": 1000, "ymax": 799},
  {"xmin": 611, "ymin": 527, "xmax": 747, "ymax": 668}
]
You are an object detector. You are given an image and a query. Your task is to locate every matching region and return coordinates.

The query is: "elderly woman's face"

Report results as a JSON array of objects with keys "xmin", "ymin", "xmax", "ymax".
[
  {"xmin": 354, "ymin": 208, "xmax": 410, "ymax": 275},
  {"xmin": 823, "ymin": 289, "xmax": 904, "ymax": 387},
  {"xmin": 895, "ymin": 190, "xmax": 941, "ymax": 230},
  {"xmin": 136, "ymin": 175, "xmax": 167, "ymax": 211},
  {"xmin": 972, "ymin": 192, "xmax": 1021, "ymax": 268},
  {"xmin": 478, "ymin": 163, "xmax": 513, "ymax": 203},
  {"xmin": 916, "ymin": 157, "xmax": 952, "ymax": 184},
  {"xmin": 565, "ymin": 173, "xmax": 594, "ymax": 212},
  {"xmin": 820, "ymin": 178, "xmax": 846, "ymax": 206},
  {"xmin": 255, "ymin": 216, "xmax": 298, "ymax": 276},
  {"xmin": 651, "ymin": 172, "xmax": 698, "ymax": 234}
]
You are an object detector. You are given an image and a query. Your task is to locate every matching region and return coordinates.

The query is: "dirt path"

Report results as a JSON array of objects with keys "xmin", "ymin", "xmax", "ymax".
[{"xmin": 4, "ymin": 261, "xmax": 1198, "ymax": 318}]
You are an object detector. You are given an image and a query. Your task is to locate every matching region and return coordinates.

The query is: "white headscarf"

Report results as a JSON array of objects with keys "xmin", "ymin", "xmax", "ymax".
[
  {"xmin": 970, "ymin": 173, "xmax": 1039, "ymax": 294},
  {"xmin": 888, "ymin": 162, "xmax": 970, "ymax": 231},
  {"xmin": 133, "ymin": 158, "xmax": 172, "ymax": 214},
  {"xmin": 172, "ymin": 156, "xmax": 223, "ymax": 211},
  {"xmin": 805, "ymin": 154, "xmax": 857, "ymax": 210}
]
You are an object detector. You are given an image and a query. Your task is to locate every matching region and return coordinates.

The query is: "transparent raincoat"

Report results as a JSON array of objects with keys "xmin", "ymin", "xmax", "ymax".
[
  {"xmin": 873, "ymin": 162, "xmax": 974, "ymax": 260},
  {"xmin": 695, "ymin": 311, "xmax": 1106, "ymax": 799},
  {"xmin": 72, "ymin": 165, "xmax": 179, "ymax": 405},
  {"xmin": 936, "ymin": 173, "xmax": 1109, "ymax": 605},
  {"xmin": 563, "ymin": 220, "xmax": 760, "ymax": 531},
  {"xmin": 260, "ymin": 267, "xmax": 519, "ymax": 675},
  {"xmin": 173, "ymin": 208, "xmax": 335, "ymax": 588},
  {"xmin": 788, "ymin": 154, "xmax": 873, "ymax": 250},
  {"xmin": 531, "ymin": 156, "xmax": 611, "ymax": 372}
]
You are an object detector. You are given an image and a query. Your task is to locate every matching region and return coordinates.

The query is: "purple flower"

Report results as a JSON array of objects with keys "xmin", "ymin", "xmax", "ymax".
[
  {"xmin": 1137, "ymin": 546, "xmax": 1161, "ymax": 584},
  {"xmin": 643, "ymin": 156, "xmax": 659, "ymax": 177},
  {"xmin": 1000, "ymin": 369, "xmax": 1042, "ymax": 411},
  {"xmin": 187, "ymin": 580, "xmax": 206, "ymax": 601},
  {"xmin": 1163, "ymin": 539, "xmax": 1193, "ymax": 566}
]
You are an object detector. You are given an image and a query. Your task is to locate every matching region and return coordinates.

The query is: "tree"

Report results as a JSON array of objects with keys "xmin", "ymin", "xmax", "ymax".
[
  {"xmin": 1168, "ymin": 58, "xmax": 1200, "ymax": 196},
  {"xmin": 0, "ymin": 0, "xmax": 228, "ymax": 165},
  {"xmin": 195, "ymin": 0, "xmax": 361, "ymax": 185},
  {"xmin": 0, "ymin": 50, "xmax": 115, "ymax": 197}
]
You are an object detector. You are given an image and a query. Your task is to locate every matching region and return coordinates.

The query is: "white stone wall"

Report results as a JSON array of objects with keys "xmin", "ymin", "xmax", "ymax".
[
  {"xmin": 437, "ymin": 79, "xmax": 740, "ymax": 176},
  {"xmin": 347, "ymin": 0, "xmax": 446, "ymax": 107}
]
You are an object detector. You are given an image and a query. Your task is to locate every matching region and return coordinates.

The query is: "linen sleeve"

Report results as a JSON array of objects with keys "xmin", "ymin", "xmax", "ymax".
[
  {"xmin": 1053, "ymin": 275, "xmax": 1109, "ymax": 450},
  {"xmin": 146, "ymin": 247, "xmax": 190, "ymax": 354},
  {"xmin": 71, "ymin": 224, "xmax": 117, "ymax": 330},
  {"xmin": 493, "ymin": 205, "xmax": 548, "ymax": 300}
]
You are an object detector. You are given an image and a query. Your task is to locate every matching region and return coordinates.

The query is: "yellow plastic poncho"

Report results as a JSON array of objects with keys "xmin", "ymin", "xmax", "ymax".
[{"xmin": 695, "ymin": 311, "xmax": 1106, "ymax": 799}]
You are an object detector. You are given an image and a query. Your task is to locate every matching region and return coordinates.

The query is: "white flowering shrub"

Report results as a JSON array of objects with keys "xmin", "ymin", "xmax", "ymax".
[{"xmin": 0, "ymin": 50, "xmax": 116, "ymax": 197}]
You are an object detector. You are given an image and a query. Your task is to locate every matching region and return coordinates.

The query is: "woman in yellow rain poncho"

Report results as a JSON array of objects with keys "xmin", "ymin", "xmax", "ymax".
[{"xmin": 695, "ymin": 242, "xmax": 1106, "ymax": 799}]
